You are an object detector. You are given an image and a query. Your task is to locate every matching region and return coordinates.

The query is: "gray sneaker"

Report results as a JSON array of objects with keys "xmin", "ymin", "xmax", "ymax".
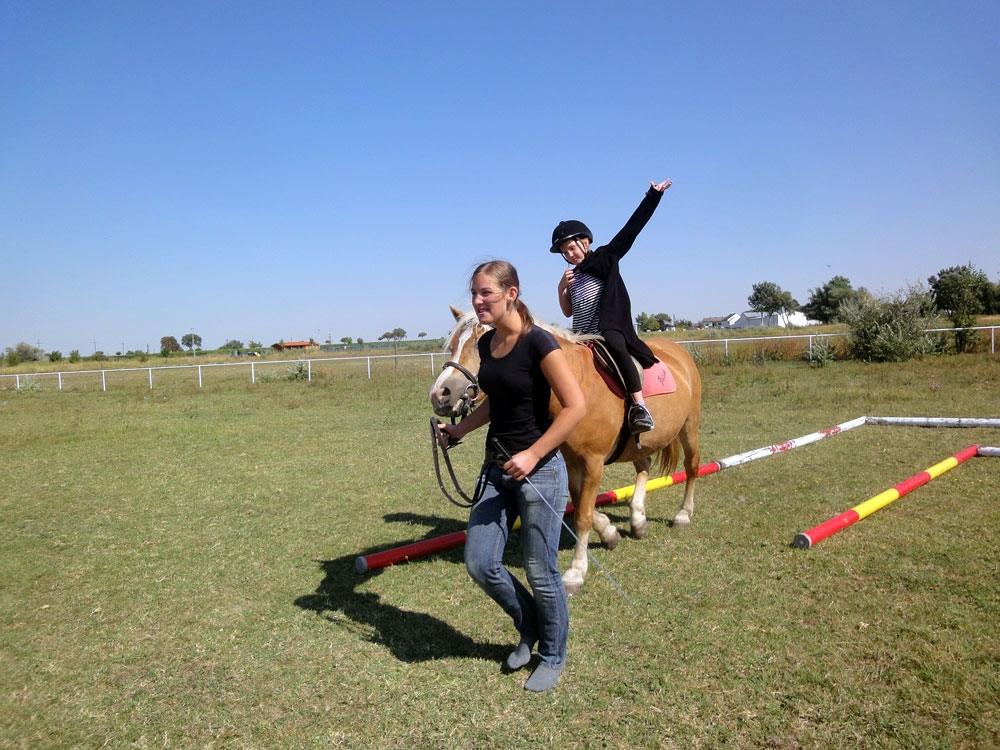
[{"xmin": 628, "ymin": 403, "xmax": 655, "ymax": 433}]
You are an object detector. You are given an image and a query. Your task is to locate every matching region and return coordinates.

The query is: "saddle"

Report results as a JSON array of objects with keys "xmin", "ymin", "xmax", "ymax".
[
  {"xmin": 586, "ymin": 340, "xmax": 677, "ymax": 465},
  {"xmin": 587, "ymin": 341, "xmax": 676, "ymax": 400}
]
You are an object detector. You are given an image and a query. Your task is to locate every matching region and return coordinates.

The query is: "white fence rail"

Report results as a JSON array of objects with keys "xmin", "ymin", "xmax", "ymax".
[{"xmin": 2, "ymin": 327, "xmax": 996, "ymax": 392}]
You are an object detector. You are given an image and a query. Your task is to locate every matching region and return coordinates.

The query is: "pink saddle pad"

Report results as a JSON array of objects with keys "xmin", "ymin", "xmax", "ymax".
[{"xmin": 595, "ymin": 356, "xmax": 677, "ymax": 399}]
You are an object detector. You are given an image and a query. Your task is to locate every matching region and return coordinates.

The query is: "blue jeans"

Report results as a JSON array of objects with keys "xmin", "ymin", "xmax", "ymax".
[{"xmin": 465, "ymin": 451, "xmax": 569, "ymax": 667}]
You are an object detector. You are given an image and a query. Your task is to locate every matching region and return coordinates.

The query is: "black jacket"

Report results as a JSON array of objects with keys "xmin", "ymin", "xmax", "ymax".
[{"xmin": 575, "ymin": 187, "xmax": 662, "ymax": 368}]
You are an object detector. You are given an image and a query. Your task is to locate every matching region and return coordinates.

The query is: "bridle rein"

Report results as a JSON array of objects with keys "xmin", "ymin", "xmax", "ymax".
[{"xmin": 430, "ymin": 360, "xmax": 486, "ymax": 508}]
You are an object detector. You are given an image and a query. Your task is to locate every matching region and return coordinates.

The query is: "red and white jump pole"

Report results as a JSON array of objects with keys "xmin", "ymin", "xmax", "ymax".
[
  {"xmin": 791, "ymin": 445, "xmax": 981, "ymax": 549},
  {"xmin": 357, "ymin": 417, "xmax": 867, "ymax": 573}
]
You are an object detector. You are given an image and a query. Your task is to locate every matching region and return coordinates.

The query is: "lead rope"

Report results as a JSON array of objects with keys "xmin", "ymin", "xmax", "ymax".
[{"xmin": 430, "ymin": 418, "xmax": 488, "ymax": 509}]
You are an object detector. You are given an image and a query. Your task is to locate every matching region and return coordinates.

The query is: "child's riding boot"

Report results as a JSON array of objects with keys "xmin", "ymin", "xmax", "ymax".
[{"xmin": 628, "ymin": 402, "xmax": 655, "ymax": 433}]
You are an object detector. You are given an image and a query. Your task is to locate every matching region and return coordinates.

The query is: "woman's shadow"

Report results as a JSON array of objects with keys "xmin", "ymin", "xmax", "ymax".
[{"xmin": 294, "ymin": 511, "xmax": 510, "ymax": 664}]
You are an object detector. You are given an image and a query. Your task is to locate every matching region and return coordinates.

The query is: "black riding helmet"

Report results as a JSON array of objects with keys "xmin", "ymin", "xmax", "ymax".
[{"xmin": 549, "ymin": 220, "xmax": 593, "ymax": 253}]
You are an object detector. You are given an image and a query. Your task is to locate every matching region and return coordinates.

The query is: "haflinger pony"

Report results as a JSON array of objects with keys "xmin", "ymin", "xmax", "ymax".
[{"xmin": 429, "ymin": 306, "xmax": 702, "ymax": 595}]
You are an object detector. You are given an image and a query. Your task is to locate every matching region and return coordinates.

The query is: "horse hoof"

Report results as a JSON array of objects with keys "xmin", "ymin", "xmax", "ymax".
[
  {"xmin": 671, "ymin": 511, "xmax": 691, "ymax": 528},
  {"xmin": 631, "ymin": 518, "xmax": 648, "ymax": 539},
  {"xmin": 563, "ymin": 569, "xmax": 585, "ymax": 596},
  {"xmin": 603, "ymin": 528, "xmax": 621, "ymax": 551}
]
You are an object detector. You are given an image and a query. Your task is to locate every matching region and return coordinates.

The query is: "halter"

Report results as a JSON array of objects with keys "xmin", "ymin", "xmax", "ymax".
[
  {"xmin": 441, "ymin": 360, "xmax": 480, "ymax": 418},
  {"xmin": 430, "ymin": 360, "xmax": 486, "ymax": 508}
]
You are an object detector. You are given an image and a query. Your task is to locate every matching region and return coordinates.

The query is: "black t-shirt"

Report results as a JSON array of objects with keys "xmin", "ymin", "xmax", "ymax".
[{"xmin": 478, "ymin": 326, "xmax": 561, "ymax": 455}]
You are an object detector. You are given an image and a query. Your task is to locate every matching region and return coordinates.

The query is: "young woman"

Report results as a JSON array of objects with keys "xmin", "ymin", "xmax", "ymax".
[
  {"xmin": 437, "ymin": 260, "xmax": 585, "ymax": 692},
  {"xmin": 552, "ymin": 178, "xmax": 672, "ymax": 433}
]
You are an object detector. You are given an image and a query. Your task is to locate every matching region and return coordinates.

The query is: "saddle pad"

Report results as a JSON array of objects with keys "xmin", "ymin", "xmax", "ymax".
[{"xmin": 595, "ymin": 357, "xmax": 677, "ymax": 399}]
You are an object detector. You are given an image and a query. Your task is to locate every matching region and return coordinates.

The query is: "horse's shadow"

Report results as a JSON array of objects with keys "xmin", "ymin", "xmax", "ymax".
[{"xmin": 294, "ymin": 512, "xmax": 509, "ymax": 664}]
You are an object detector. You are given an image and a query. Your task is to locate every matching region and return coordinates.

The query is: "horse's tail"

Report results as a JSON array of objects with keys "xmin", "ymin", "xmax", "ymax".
[{"xmin": 655, "ymin": 437, "xmax": 683, "ymax": 477}]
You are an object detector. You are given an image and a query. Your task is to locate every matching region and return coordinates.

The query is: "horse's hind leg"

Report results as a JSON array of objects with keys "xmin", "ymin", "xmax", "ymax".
[
  {"xmin": 629, "ymin": 457, "xmax": 652, "ymax": 539},
  {"xmin": 672, "ymin": 423, "xmax": 701, "ymax": 528}
]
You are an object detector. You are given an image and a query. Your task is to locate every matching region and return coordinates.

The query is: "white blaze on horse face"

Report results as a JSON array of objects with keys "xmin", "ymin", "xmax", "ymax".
[{"xmin": 429, "ymin": 324, "xmax": 477, "ymax": 414}]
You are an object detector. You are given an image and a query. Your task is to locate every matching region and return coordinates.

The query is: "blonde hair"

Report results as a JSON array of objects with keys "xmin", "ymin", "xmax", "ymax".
[{"xmin": 471, "ymin": 260, "xmax": 535, "ymax": 332}]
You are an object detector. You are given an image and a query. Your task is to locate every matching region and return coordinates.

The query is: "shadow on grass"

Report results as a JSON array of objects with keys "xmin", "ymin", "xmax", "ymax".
[{"xmin": 294, "ymin": 511, "xmax": 509, "ymax": 664}]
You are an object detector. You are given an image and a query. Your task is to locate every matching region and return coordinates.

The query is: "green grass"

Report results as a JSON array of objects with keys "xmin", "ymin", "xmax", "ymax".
[{"xmin": 2, "ymin": 354, "xmax": 999, "ymax": 747}]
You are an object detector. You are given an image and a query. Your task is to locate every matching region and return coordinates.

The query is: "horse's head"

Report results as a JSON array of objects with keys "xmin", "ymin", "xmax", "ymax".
[{"xmin": 429, "ymin": 305, "xmax": 489, "ymax": 419}]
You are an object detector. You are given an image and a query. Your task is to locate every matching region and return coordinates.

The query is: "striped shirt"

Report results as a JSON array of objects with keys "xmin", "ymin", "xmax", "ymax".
[{"xmin": 570, "ymin": 270, "xmax": 604, "ymax": 335}]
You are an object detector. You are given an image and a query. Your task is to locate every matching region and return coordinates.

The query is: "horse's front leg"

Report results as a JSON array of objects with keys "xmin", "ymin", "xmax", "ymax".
[
  {"xmin": 629, "ymin": 457, "xmax": 652, "ymax": 539},
  {"xmin": 563, "ymin": 458, "xmax": 610, "ymax": 597}
]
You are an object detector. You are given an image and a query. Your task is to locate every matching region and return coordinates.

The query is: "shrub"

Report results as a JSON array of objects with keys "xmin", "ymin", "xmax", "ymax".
[
  {"xmin": 803, "ymin": 337, "xmax": 836, "ymax": 368},
  {"xmin": 286, "ymin": 362, "xmax": 309, "ymax": 381},
  {"xmin": 840, "ymin": 290, "xmax": 932, "ymax": 362},
  {"xmin": 15, "ymin": 378, "xmax": 41, "ymax": 392}
]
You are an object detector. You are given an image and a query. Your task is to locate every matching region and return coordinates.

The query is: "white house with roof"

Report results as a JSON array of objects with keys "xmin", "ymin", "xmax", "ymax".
[{"xmin": 700, "ymin": 310, "xmax": 817, "ymax": 329}]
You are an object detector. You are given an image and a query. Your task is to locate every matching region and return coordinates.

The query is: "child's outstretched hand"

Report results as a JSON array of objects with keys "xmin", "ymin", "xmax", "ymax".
[{"xmin": 651, "ymin": 179, "xmax": 673, "ymax": 192}]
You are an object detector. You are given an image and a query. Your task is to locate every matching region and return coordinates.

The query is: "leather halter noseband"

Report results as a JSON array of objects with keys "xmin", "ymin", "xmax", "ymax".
[{"xmin": 442, "ymin": 360, "xmax": 480, "ymax": 418}]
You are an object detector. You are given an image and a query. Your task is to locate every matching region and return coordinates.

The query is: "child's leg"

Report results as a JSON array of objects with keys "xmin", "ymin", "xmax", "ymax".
[
  {"xmin": 602, "ymin": 329, "xmax": 654, "ymax": 433},
  {"xmin": 601, "ymin": 329, "xmax": 643, "ymax": 399}
]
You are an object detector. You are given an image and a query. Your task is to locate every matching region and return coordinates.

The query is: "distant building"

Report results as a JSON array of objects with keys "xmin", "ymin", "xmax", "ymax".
[
  {"xmin": 698, "ymin": 315, "xmax": 737, "ymax": 329},
  {"xmin": 700, "ymin": 311, "xmax": 818, "ymax": 329},
  {"xmin": 272, "ymin": 340, "xmax": 319, "ymax": 352}
]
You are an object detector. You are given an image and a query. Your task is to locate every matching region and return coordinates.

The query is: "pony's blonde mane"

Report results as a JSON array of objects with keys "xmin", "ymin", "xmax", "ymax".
[{"xmin": 443, "ymin": 310, "xmax": 602, "ymax": 351}]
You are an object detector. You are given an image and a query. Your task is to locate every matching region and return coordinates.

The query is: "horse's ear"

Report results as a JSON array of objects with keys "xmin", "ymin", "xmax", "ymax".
[{"xmin": 450, "ymin": 305, "xmax": 464, "ymax": 322}]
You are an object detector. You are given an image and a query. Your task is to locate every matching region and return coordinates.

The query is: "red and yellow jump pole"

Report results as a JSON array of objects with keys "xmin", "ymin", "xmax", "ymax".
[
  {"xmin": 357, "ymin": 417, "xmax": 866, "ymax": 572},
  {"xmin": 791, "ymin": 445, "xmax": 980, "ymax": 549}
]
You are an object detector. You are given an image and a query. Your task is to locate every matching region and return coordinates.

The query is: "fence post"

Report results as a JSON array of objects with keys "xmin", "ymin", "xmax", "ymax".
[
  {"xmin": 148, "ymin": 368, "xmax": 153, "ymax": 389},
  {"xmin": 308, "ymin": 360, "xmax": 312, "ymax": 381},
  {"xmin": 58, "ymin": 373, "xmax": 63, "ymax": 390},
  {"xmin": 198, "ymin": 365, "xmax": 203, "ymax": 387},
  {"xmin": 102, "ymin": 371, "xmax": 107, "ymax": 392},
  {"xmin": 367, "ymin": 358, "xmax": 372, "ymax": 378}
]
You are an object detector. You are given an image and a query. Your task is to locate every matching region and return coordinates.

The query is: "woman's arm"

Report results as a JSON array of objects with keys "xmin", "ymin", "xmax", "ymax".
[{"xmin": 503, "ymin": 348, "xmax": 586, "ymax": 480}]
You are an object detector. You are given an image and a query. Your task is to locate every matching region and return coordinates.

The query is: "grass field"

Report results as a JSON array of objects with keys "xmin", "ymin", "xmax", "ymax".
[{"xmin": 2, "ymin": 353, "xmax": 999, "ymax": 748}]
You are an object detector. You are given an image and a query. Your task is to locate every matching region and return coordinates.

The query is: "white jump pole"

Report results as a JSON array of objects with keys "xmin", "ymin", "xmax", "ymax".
[{"xmin": 866, "ymin": 416, "xmax": 1000, "ymax": 429}]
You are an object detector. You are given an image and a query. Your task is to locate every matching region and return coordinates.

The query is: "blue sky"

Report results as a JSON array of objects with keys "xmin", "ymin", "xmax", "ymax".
[{"xmin": 2, "ymin": 1, "xmax": 998, "ymax": 354}]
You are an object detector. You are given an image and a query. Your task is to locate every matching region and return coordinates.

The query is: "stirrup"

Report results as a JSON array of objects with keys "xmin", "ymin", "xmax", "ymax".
[{"xmin": 628, "ymin": 403, "xmax": 654, "ymax": 434}]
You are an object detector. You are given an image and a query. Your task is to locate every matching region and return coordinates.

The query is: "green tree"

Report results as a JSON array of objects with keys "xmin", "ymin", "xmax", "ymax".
[
  {"xmin": 378, "ymin": 329, "xmax": 407, "ymax": 371},
  {"xmin": 7, "ymin": 342, "xmax": 45, "ymax": 362},
  {"xmin": 222, "ymin": 339, "xmax": 244, "ymax": 350},
  {"xmin": 635, "ymin": 312, "xmax": 672, "ymax": 332},
  {"xmin": 928, "ymin": 263, "xmax": 988, "ymax": 352},
  {"xmin": 378, "ymin": 328, "xmax": 407, "ymax": 342},
  {"xmin": 160, "ymin": 336, "xmax": 181, "ymax": 353},
  {"xmin": 181, "ymin": 333, "xmax": 202, "ymax": 352},
  {"xmin": 748, "ymin": 281, "xmax": 799, "ymax": 322},
  {"xmin": 340, "ymin": 337, "xmax": 353, "ymax": 345},
  {"xmin": 802, "ymin": 276, "xmax": 868, "ymax": 324}
]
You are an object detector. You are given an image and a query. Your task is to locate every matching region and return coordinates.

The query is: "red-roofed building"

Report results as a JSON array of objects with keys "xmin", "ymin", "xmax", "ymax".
[{"xmin": 272, "ymin": 341, "xmax": 319, "ymax": 352}]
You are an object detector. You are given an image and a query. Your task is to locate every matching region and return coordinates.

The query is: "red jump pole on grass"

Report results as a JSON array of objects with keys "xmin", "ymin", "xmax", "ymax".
[
  {"xmin": 791, "ymin": 445, "xmax": 980, "ymax": 549},
  {"xmin": 357, "ymin": 417, "xmax": 867, "ymax": 573}
]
